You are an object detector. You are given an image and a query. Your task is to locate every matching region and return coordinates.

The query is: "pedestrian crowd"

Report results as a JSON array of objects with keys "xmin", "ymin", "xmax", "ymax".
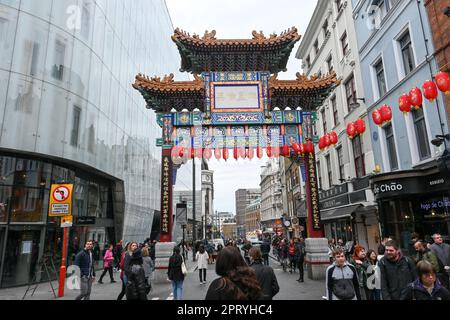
[
  {"xmin": 73, "ymin": 238, "xmax": 156, "ymax": 300},
  {"xmin": 325, "ymin": 233, "xmax": 450, "ymax": 300}
]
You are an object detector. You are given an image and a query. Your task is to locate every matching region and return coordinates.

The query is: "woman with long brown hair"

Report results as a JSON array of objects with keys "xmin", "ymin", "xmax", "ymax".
[{"xmin": 205, "ymin": 246, "xmax": 263, "ymax": 300}]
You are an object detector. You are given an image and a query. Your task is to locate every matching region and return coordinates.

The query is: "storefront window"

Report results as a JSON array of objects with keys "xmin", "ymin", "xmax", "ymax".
[
  {"xmin": 10, "ymin": 187, "xmax": 48, "ymax": 223},
  {"xmin": 41, "ymin": 227, "xmax": 63, "ymax": 281},
  {"xmin": 73, "ymin": 177, "xmax": 88, "ymax": 216},
  {"xmin": 381, "ymin": 199, "xmax": 417, "ymax": 250},
  {"xmin": 0, "ymin": 156, "xmax": 16, "ymax": 186},
  {"xmin": 1, "ymin": 227, "xmax": 41, "ymax": 287},
  {"xmin": 51, "ymin": 165, "xmax": 75, "ymax": 184},
  {"xmin": 14, "ymin": 159, "xmax": 51, "ymax": 189},
  {"xmin": 414, "ymin": 194, "xmax": 450, "ymax": 243},
  {"xmin": 0, "ymin": 186, "xmax": 12, "ymax": 223}
]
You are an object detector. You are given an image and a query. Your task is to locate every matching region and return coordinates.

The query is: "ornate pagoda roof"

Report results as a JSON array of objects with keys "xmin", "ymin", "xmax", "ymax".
[
  {"xmin": 132, "ymin": 73, "xmax": 205, "ymax": 112},
  {"xmin": 171, "ymin": 27, "xmax": 301, "ymax": 73},
  {"xmin": 268, "ymin": 72, "xmax": 339, "ymax": 111}
]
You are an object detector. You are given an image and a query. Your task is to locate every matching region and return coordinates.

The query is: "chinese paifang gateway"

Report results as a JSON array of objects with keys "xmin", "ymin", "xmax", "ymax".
[{"xmin": 132, "ymin": 28, "xmax": 338, "ymax": 252}]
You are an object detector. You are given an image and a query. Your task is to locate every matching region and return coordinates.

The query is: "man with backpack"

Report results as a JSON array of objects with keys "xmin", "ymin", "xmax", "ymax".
[{"xmin": 379, "ymin": 239, "xmax": 417, "ymax": 300}]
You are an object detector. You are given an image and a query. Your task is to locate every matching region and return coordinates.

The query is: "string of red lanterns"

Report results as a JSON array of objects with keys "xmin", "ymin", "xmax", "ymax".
[
  {"xmin": 346, "ymin": 118, "xmax": 366, "ymax": 139},
  {"xmin": 369, "ymin": 71, "xmax": 449, "ymax": 129},
  {"xmin": 318, "ymin": 132, "xmax": 338, "ymax": 150}
]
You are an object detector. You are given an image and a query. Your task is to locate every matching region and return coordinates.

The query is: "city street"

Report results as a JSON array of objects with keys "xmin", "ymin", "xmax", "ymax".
[
  {"xmin": 0, "ymin": 253, "xmax": 324, "ymax": 301},
  {"xmin": 0, "ymin": 0, "xmax": 449, "ymax": 304}
]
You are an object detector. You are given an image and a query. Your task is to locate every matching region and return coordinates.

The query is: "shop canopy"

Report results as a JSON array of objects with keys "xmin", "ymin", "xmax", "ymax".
[{"xmin": 320, "ymin": 204, "xmax": 362, "ymax": 221}]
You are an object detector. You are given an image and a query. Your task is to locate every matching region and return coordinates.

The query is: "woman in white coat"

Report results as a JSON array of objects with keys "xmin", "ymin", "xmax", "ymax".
[{"xmin": 196, "ymin": 245, "xmax": 209, "ymax": 284}]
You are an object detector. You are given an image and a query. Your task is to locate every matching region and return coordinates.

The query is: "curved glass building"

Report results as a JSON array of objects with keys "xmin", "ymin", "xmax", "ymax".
[{"xmin": 0, "ymin": 0, "xmax": 187, "ymax": 287}]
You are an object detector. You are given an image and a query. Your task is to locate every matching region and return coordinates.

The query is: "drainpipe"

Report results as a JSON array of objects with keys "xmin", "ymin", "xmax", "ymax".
[{"xmin": 416, "ymin": 0, "xmax": 448, "ymax": 149}]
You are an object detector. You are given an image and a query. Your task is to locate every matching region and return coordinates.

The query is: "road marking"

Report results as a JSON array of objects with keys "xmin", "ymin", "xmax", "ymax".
[{"xmin": 152, "ymin": 297, "xmax": 160, "ymax": 300}]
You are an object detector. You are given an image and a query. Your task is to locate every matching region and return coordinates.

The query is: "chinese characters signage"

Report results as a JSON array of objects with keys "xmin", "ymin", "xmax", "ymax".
[
  {"xmin": 211, "ymin": 82, "xmax": 263, "ymax": 112},
  {"xmin": 160, "ymin": 154, "xmax": 172, "ymax": 238},
  {"xmin": 305, "ymin": 153, "xmax": 321, "ymax": 230}
]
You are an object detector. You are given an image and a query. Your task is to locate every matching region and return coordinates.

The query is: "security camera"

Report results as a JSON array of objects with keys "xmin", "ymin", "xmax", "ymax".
[{"xmin": 431, "ymin": 138, "xmax": 444, "ymax": 147}]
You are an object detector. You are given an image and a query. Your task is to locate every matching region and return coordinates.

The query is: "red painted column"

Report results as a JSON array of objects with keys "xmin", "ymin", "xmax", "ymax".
[
  {"xmin": 58, "ymin": 227, "xmax": 68, "ymax": 297},
  {"xmin": 159, "ymin": 148, "xmax": 173, "ymax": 242},
  {"xmin": 304, "ymin": 151, "xmax": 325, "ymax": 238}
]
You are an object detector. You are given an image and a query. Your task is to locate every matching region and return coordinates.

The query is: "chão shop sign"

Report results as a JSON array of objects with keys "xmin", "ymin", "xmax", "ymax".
[{"xmin": 420, "ymin": 199, "xmax": 450, "ymax": 211}]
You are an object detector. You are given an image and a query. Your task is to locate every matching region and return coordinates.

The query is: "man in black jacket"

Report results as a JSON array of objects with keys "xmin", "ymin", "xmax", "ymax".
[
  {"xmin": 295, "ymin": 238, "xmax": 306, "ymax": 282},
  {"xmin": 260, "ymin": 238, "xmax": 271, "ymax": 266},
  {"xmin": 74, "ymin": 240, "xmax": 96, "ymax": 300},
  {"xmin": 379, "ymin": 240, "xmax": 417, "ymax": 300},
  {"xmin": 249, "ymin": 247, "xmax": 279, "ymax": 300}
]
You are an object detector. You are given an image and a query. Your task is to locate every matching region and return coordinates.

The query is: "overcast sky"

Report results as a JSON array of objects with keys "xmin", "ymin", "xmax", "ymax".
[{"xmin": 165, "ymin": 0, "xmax": 318, "ymax": 214}]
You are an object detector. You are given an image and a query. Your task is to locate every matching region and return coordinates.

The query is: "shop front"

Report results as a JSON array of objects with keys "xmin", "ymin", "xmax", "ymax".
[
  {"xmin": 0, "ymin": 154, "xmax": 121, "ymax": 288},
  {"xmin": 372, "ymin": 164, "xmax": 450, "ymax": 252},
  {"xmin": 319, "ymin": 177, "xmax": 380, "ymax": 251}
]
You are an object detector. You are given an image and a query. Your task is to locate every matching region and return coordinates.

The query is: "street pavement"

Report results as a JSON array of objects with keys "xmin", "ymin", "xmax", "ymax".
[{"xmin": 0, "ymin": 253, "xmax": 325, "ymax": 300}]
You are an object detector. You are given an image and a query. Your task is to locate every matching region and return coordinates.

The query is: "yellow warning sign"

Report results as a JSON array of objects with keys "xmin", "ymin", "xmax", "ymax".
[{"xmin": 49, "ymin": 184, "xmax": 73, "ymax": 217}]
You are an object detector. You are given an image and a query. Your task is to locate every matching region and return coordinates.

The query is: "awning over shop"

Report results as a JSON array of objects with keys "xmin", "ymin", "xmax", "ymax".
[{"xmin": 320, "ymin": 204, "xmax": 362, "ymax": 221}]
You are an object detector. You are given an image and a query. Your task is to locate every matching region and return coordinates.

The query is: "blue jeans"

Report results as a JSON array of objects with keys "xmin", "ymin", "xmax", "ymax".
[{"xmin": 172, "ymin": 280, "xmax": 183, "ymax": 300}]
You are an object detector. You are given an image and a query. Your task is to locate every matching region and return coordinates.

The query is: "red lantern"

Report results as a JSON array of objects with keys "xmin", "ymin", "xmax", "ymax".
[
  {"xmin": 247, "ymin": 148, "xmax": 254, "ymax": 160},
  {"xmin": 324, "ymin": 134, "xmax": 331, "ymax": 148},
  {"xmin": 239, "ymin": 148, "xmax": 246, "ymax": 159},
  {"xmin": 223, "ymin": 148, "xmax": 229, "ymax": 161},
  {"xmin": 347, "ymin": 122, "xmax": 356, "ymax": 138},
  {"xmin": 204, "ymin": 148, "xmax": 212, "ymax": 160},
  {"xmin": 372, "ymin": 109, "xmax": 383, "ymax": 126},
  {"xmin": 435, "ymin": 71, "xmax": 450, "ymax": 94},
  {"xmin": 281, "ymin": 145, "xmax": 290, "ymax": 157},
  {"xmin": 318, "ymin": 136, "xmax": 325, "ymax": 150},
  {"xmin": 266, "ymin": 146, "xmax": 272, "ymax": 158},
  {"xmin": 256, "ymin": 146, "xmax": 263, "ymax": 159},
  {"xmin": 422, "ymin": 80, "xmax": 438, "ymax": 102},
  {"xmin": 292, "ymin": 142, "xmax": 301, "ymax": 153},
  {"xmin": 409, "ymin": 87, "xmax": 423, "ymax": 109},
  {"xmin": 399, "ymin": 94, "xmax": 412, "ymax": 114},
  {"xmin": 354, "ymin": 119, "xmax": 366, "ymax": 135},
  {"xmin": 298, "ymin": 143, "xmax": 306, "ymax": 154},
  {"xmin": 379, "ymin": 105, "xmax": 392, "ymax": 123},
  {"xmin": 214, "ymin": 148, "xmax": 221, "ymax": 160},
  {"xmin": 233, "ymin": 147, "xmax": 238, "ymax": 160},
  {"xmin": 330, "ymin": 132, "xmax": 338, "ymax": 145}
]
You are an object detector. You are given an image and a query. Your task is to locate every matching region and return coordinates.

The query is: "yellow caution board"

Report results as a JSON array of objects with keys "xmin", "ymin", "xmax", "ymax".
[{"xmin": 49, "ymin": 184, "xmax": 73, "ymax": 217}]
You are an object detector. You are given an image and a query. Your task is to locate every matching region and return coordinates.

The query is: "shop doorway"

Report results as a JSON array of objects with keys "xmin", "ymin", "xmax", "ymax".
[
  {"xmin": 1, "ymin": 227, "xmax": 41, "ymax": 287},
  {"xmin": 0, "ymin": 227, "xmax": 6, "ymax": 287}
]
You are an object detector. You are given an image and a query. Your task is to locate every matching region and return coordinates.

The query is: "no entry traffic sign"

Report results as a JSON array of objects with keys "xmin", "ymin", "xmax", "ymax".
[{"xmin": 49, "ymin": 184, "xmax": 73, "ymax": 217}]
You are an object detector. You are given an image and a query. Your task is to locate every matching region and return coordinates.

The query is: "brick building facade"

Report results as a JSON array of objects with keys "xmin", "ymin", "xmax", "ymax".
[{"xmin": 425, "ymin": 0, "xmax": 450, "ymax": 124}]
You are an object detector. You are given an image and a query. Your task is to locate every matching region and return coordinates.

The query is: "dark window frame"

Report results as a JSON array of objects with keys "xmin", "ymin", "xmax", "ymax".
[
  {"xmin": 326, "ymin": 154, "xmax": 333, "ymax": 188},
  {"xmin": 331, "ymin": 96, "xmax": 339, "ymax": 126},
  {"xmin": 336, "ymin": 146, "xmax": 344, "ymax": 182},
  {"xmin": 321, "ymin": 108, "xmax": 327, "ymax": 133},
  {"xmin": 384, "ymin": 123, "xmax": 399, "ymax": 170},
  {"xmin": 345, "ymin": 74, "xmax": 357, "ymax": 112},
  {"xmin": 374, "ymin": 58, "xmax": 387, "ymax": 97},
  {"xmin": 412, "ymin": 109, "xmax": 431, "ymax": 161},
  {"xmin": 399, "ymin": 31, "xmax": 415, "ymax": 76},
  {"xmin": 341, "ymin": 31, "xmax": 349, "ymax": 56},
  {"xmin": 352, "ymin": 135, "xmax": 366, "ymax": 178}
]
